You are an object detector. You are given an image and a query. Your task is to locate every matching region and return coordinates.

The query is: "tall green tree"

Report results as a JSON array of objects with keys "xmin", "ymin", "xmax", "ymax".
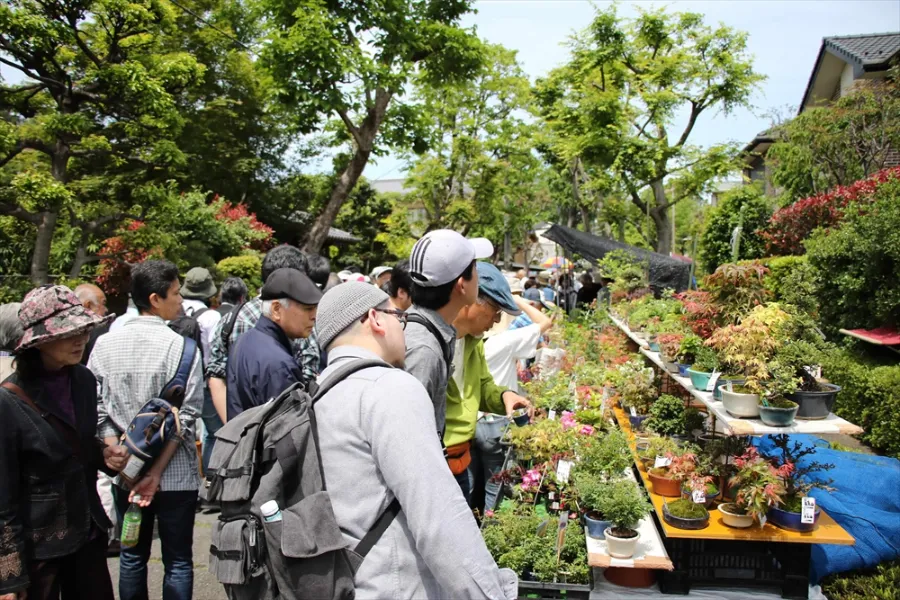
[
  {"xmin": 542, "ymin": 6, "xmax": 764, "ymax": 254},
  {"xmin": 259, "ymin": 0, "xmax": 484, "ymax": 253},
  {"xmin": 0, "ymin": 0, "xmax": 205, "ymax": 284},
  {"xmin": 396, "ymin": 43, "xmax": 550, "ymax": 258},
  {"xmin": 698, "ymin": 183, "xmax": 771, "ymax": 273}
]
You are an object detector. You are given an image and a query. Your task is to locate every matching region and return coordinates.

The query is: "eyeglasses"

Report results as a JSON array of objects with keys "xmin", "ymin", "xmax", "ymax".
[
  {"xmin": 361, "ymin": 307, "xmax": 408, "ymax": 329},
  {"xmin": 478, "ymin": 296, "xmax": 502, "ymax": 319}
]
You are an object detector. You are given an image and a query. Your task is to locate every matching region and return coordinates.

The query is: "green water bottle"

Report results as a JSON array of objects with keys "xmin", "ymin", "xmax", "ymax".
[{"xmin": 121, "ymin": 495, "xmax": 142, "ymax": 547}]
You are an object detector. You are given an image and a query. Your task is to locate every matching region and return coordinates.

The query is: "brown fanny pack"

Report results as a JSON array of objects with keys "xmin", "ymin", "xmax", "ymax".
[{"xmin": 445, "ymin": 441, "xmax": 472, "ymax": 475}]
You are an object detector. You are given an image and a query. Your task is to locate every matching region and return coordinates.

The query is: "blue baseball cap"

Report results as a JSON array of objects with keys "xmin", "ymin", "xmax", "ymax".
[{"xmin": 477, "ymin": 262, "xmax": 521, "ymax": 316}]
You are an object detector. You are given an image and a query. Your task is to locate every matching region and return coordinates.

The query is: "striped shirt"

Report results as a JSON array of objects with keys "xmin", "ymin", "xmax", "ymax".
[
  {"xmin": 205, "ymin": 296, "xmax": 320, "ymax": 385},
  {"xmin": 88, "ymin": 316, "xmax": 204, "ymax": 492}
]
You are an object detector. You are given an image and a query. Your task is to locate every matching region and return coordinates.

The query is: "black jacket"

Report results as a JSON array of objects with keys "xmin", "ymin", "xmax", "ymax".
[
  {"xmin": 225, "ymin": 315, "xmax": 302, "ymax": 421},
  {"xmin": 0, "ymin": 366, "xmax": 114, "ymax": 594}
]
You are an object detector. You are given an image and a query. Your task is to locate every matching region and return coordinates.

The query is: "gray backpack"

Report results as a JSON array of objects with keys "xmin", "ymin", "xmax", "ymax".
[{"xmin": 203, "ymin": 359, "xmax": 401, "ymax": 600}]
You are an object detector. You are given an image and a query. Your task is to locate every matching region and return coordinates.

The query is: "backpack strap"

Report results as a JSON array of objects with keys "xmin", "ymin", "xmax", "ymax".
[
  {"xmin": 2, "ymin": 382, "xmax": 82, "ymax": 458},
  {"xmin": 355, "ymin": 498, "xmax": 401, "ymax": 557},
  {"xmin": 159, "ymin": 337, "xmax": 198, "ymax": 406},
  {"xmin": 188, "ymin": 307, "xmax": 210, "ymax": 320},
  {"xmin": 221, "ymin": 300, "xmax": 247, "ymax": 352},
  {"xmin": 309, "ymin": 358, "xmax": 391, "ymax": 401},
  {"xmin": 406, "ymin": 313, "xmax": 451, "ymax": 368}
]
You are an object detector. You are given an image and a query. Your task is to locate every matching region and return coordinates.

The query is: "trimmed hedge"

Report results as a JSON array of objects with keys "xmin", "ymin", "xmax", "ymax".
[
  {"xmin": 822, "ymin": 560, "xmax": 900, "ymax": 600},
  {"xmin": 821, "ymin": 347, "xmax": 900, "ymax": 459},
  {"xmin": 217, "ymin": 254, "xmax": 263, "ymax": 296}
]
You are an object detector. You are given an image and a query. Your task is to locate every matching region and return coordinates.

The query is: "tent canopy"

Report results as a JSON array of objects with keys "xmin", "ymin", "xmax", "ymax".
[{"xmin": 542, "ymin": 224, "xmax": 692, "ymax": 292}]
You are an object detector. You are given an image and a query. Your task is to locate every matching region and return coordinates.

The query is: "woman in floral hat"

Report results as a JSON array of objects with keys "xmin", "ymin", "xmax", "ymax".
[{"xmin": 0, "ymin": 285, "xmax": 128, "ymax": 600}]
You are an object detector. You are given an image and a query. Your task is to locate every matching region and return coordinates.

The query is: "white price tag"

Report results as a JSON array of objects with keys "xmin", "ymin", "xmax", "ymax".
[
  {"xmin": 548, "ymin": 409, "xmax": 557, "ymax": 420},
  {"xmin": 551, "ymin": 501, "xmax": 560, "ymax": 511},
  {"xmin": 602, "ymin": 387, "xmax": 610, "ymax": 401},
  {"xmin": 727, "ymin": 380, "xmax": 734, "ymax": 393},
  {"xmin": 629, "ymin": 406, "xmax": 637, "ymax": 417},
  {"xmin": 548, "ymin": 492, "xmax": 555, "ymax": 500},
  {"xmin": 801, "ymin": 497, "xmax": 817, "ymax": 524},
  {"xmin": 556, "ymin": 460, "xmax": 573, "ymax": 484},
  {"xmin": 654, "ymin": 456, "xmax": 672, "ymax": 469},
  {"xmin": 705, "ymin": 371, "xmax": 721, "ymax": 392},
  {"xmin": 759, "ymin": 513, "xmax": 767, "ymax": 528},
  {"xmin": 692, "ymin": 489, "xmax": 706, "ymax": 504}
]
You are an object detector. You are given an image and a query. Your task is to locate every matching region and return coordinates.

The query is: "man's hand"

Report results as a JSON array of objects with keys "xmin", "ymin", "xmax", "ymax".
[
  {"xmin": 103, "ymin": 445, "xmax": 129, "ymax": 472},
  {"xmin": 0, "ymin": 590, "xmax": 27, "ymax": 600},
  {"xmin": 502, "ymin": 391, "xmax": 534, "ymax": 420},
  {"xmin": 129, "ymin": 471, "xmax": 161, "ymax": 507}
]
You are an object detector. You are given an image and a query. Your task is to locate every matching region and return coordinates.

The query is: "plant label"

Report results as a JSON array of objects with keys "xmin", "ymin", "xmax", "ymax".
[
  {"xmin": 556, "ymin": 460, "xmax": 573, "ymax": 484},
  {"xmin": 548, "ymin": 409, "xmax": 557, "ymax": 420},
  {"xmin": 706, "ymin": 371, "xmax": 721, "ymax": 392},
  {"xmin": 602, "ymin": 387, "xmax": 610, "ymax": 401},
  {"xmin": 801, "ymin": 497, "xmax": 817, "ymax": 524},
  {"xmin": 630, "ymin": 406, "xmax": 637, "ymax": 417},
  {"xmin": 551, "ymin": 501, "xmax": 560, "ymax": 511},
  {"xmin": 759, "ymin": 514, "xmax": 767, "ymax": 528},
  {"xmin": 654, "ymin": 456, "xmax": 672, "ymax": 469},
  {"xmin": 727, "ymin": 381, "xmax": 733, "ymax": 393},
  {"xmin": 548, "ymin": 491, "xmax": 555, "ymax": 500},
  {"xmin": 692, "ymin": 489, "xmax": 706, "ymax": 504}
]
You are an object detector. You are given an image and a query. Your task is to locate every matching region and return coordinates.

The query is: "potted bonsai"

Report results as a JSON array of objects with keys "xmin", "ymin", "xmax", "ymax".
[
  {"xmin": 656, "ymin": 333, "xmax": 684, "ymax": 374},
  {"xmin": 685, "ymin": 347, "xmax": 720, "ymax": 391},
  {"xmin": 762, "ymin": 435, "xmax": 834, "ymax": 532},
  {"xmin": 648, "ymin": 447, "xmax": 699, "ymax": 498},
  {"xmin": 721, "ymin": 446, "xmax": 786, "ymax": 529},
  {"xmin": 616, "ymin": 363, "xmax": 657, "ymax": 432},
  {"xmin": 574, "ymin": 474, "xmax": 610, "ymax": 539},
  {"xmin": 576, "ymin": 429, "xmax": 633, "ymax": 481},
  {"xmin": 636, "ymin": 436, "xmax": 679, "ymax": 471},
  {"xmin": 663, "ymin": 475, "xmax": 711, "ymax": 530},
  {"xmin": 644, "ymin": 394, "xmax": 686, "ymax": 438},
  {"xmin": 757, "ymin": 363, "xmax": 801, "ymax": 427},
  {"xmin": 677, "ymin": 335, "xmax": 705, "ymax": 376},
  {"xmin": 596, "ymin": 479, "xmax": 652, "ymax": 559},
  {"xmin": 777, "ymin": 340, "xmax": 842, "ymax": 419}
]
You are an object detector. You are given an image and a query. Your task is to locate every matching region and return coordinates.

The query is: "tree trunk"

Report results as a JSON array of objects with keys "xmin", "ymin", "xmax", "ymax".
[
  {"xmin": 69, "ymin": 243, "xmax": 88, "ymax": 279},
  {"xmin": 650, "ymin": 179, "xmax": 673, "ymax": 255},
  {"xmin": 617, "ymin": 220, "xmax": 625, "ymax": 242},
  {"xmin": 30, "ymin": 210, "xmax": 58, "ymax": 285},
  {"xmin": 303, "ymin": 147, "xmax": 372, "ymax": 254},
  {"xmin": 580, "ymin": 206, "xmax": 592, "ymax": 233}
]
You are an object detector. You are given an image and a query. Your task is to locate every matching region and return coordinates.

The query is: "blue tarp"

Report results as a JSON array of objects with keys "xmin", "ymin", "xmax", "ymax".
[{"xmin": 752, "ymin": 434, "xmax": 900, "ymax": 583}]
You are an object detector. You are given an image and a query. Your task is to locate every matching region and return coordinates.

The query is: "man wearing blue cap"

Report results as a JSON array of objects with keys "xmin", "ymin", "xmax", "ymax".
[{"xmin": 443, "ymin": 262, "xmax": 533, "ymax": 502}]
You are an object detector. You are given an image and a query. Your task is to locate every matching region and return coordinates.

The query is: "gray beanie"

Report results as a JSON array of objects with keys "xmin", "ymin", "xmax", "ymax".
[{"xmin": 315, "ymin": 281, "xmax": 390, "ymax": 350}]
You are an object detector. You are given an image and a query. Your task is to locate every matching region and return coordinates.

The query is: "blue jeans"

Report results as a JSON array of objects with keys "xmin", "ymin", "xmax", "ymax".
[
  {"xmin": 201, "ymin": 387, "xmax": 223, "ymax": 475},
  {"xmin": 468, "ymin": 416, "xmax": 510, "ymax": 512},
  {"xmin": 454, "ymin": 469, "xmax": 472, "ymax": 505},
  {"xmin": 114, "ymin": 487, "xmax": 197, "ymax": 600}
]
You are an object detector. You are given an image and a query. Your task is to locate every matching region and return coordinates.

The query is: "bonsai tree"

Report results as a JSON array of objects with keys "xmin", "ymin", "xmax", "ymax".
[
  {"xmin": 613, "ymin": 361, "xmax": 658, "ymax": 415},
  {"xmin": 727, "ymin": 446, "xmax": 787, "ymax": 522},
  {"xmin": 691, "ymin": 347, "xmax": 720, "ymax": 374},
  {"xmin": 677, "ymin": 335, "xmax": 705, "ymax": 365},
  {"xmin": 657, "ymin": 333, "xmax": 685, "ymax": 361},
  {"xmin": 683, "ymin": 408, "xmax": 707, "ymax": 437},
  {"xmin": 637, "ymin": 436, "xmax": 680, "ymax": 464},
  {"xmin": 645, "ymin": 394, "xmax": 686, "ymax": 437},
  {"xmin": 595, "ymin": 479, "xmax": 651, "ymax": 538},
  {"xmin": 574, "ymin": 473, "xmax": 609, "ymax": 518},
  {"xmin": 575, "ymin": 430, "xmax": 633, "ymax": 480},
  {"xmin": 761, "ymin": 435, "xmax": 835, "ymax": 513}
]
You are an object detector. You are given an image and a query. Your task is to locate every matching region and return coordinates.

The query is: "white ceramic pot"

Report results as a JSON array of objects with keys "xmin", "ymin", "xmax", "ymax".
[
  {"xmin": 604, "ymin": 527, "xmax": 640, "ymax": 559},
  {"xmin": 718, "ymin": 503, "xmax": 755, "ymax": 529},
  {"xmin": 720, "ymin": 388, "xmax": 760, "ymax": 418}
]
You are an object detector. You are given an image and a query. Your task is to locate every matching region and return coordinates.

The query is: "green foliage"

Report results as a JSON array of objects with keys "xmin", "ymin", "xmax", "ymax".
[
  {"xmin": 758, "ymin": 256, "xmax": 820, "ymax": 316},
  {"xmin": 598, "ymin": 250, "xmax": 648, "ymax": 294},
  {"xmin": 573, "ymin": 473, "xmax": 609, "ymax": 513},
  {"xmin": 595, "ymin": 479, "xmax": 651, "ymax": 531},
  {"xmin": 610, "ymin": 360, "xmax": 657, "ymax": 415},
  {"xmin": 329, "ymin": 181, "xmax": 395, "ymax": 270},
  {"xmin": 645, "ymin": 394, "xmax": 686, "ymax": 437},
  {"xmin": 665, "ymin": 498, "xmax": 708, "ymax": 519},
  {"xmin": 822, "ymin": 560, "xmax": 900, "ymax": 600},
  {"xmin": 699, "ymin": 184, "xmax": 772, "ymax": 273},
  {"xmin": 504, "ymin": 418, "xmax": 576, "ymax": 463},
  {"xmin": 805, "ymin": 180, "xmax": 900, "ymax": 334},
  {"xmin": 575, "ymin": 430, "xmax": 633, "ymax": 480},
  {"xmin": 702, "ymin": 262, "xmax": 770, "ymax": 325},
  {"xmin": 217, "ymin": 254, "xmax": 263, "ymax": 296}
]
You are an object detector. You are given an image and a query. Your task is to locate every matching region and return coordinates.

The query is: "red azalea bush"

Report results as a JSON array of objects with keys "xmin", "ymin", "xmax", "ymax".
[
  {"xmin": 214, "ymin": 198, "xmax": 275, "ymax": 252},
  {"xmin": 96, "ymin": 221, "xmax": 162, "ymax": 297},
  {"xmin": 675, "ymin": 290, "xmax": 721, "ymax": 339},
  {"xmin": 761, "ymin": 166, "xmax": 900, "ymax": 256}
]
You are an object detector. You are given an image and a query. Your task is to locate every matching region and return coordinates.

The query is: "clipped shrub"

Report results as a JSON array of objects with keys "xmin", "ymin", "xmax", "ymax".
[
  {"xmin": 217, "ymin": 254, "xmax": 263, "ymax": 296},
  {"xmin": 699, "ymin": 183, "xmax": 771, "ymax": 273},
  {"xmin": 805, "ymin": 178, "xmax": 900, "ymax": 333},
  {"xmin": 822, "ymin": 560, "xmax": 900, "ymax": 600}
]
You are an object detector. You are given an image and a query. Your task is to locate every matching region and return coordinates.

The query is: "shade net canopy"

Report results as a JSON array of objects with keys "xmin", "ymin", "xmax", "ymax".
[{"xmin": 542, "ymin": 224, "xmax": 692, "ymax": 292}]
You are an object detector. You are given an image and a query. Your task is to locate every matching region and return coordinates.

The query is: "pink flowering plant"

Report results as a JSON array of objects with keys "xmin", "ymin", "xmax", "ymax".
[{"xmin": 728, "ymin": 446, "xmax": 787, "ymax": 522}]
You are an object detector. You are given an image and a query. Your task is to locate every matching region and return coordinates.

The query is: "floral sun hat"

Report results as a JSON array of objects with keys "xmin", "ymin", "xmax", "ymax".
[{"xmin": 16, "ymin": 285, "xmax": 115, "ymax": 352}]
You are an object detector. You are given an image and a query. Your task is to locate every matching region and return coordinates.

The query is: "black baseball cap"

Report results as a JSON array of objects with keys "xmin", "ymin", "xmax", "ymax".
[{"xmin": 260, "ymin": 268, "xmax": 323, "ymax": 305}]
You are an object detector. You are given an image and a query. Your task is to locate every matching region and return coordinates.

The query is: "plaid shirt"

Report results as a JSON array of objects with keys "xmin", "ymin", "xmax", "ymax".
[
  {"xmin": 206, "ymin": 297, "xmax": 320, "ymax": 385},
  {"xmin": 88, "ymin": 316, "xmax": 204, "ymax": 492}
]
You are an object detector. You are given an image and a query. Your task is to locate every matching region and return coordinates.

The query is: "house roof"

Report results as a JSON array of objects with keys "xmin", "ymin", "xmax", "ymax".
[
  {"xmin": 369, "ymin": 178, "xmax": 410, "ymax": 195},
  {"xmin": 285, "ymin": 211, "xmax": 361, "ymax": 243},
  {"xmin": 800, "ymin": 32, "xmax": 900, "ymax": 114},
  {"xmin": 740, "ymin": 127, "xmax": 779, "ymax": 165}
]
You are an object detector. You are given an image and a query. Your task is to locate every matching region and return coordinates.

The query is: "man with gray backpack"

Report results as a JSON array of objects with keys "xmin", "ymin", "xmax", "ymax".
[{"xmin": 203, "ymin": 281, "xmax": 517, "ymax": 600}]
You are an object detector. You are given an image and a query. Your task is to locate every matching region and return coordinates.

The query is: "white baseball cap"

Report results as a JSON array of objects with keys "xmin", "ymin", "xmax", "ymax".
[{"xmin": 408, "ymin": 230, "xmax": 494, "ymax": 287}]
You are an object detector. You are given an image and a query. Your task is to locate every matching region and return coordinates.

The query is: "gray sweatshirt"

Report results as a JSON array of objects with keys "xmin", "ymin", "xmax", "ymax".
[
  {"xmin": 403, "ymin": 305, "xmax": 456, "ymax": 434},
  {"xmin": 315, "ymin": 346, "xmax": 517, "ymax": 600}
]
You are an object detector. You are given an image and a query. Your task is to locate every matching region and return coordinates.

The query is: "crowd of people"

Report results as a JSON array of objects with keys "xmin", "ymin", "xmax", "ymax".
[{"xmin": 0, "ymin": 230, "xmax": 576, "ymax": 600}]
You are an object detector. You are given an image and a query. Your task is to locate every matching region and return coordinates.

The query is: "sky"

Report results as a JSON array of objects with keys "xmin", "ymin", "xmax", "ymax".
[{"xmin": 361, "ymin": 0, "xmax": 900, "ymax": 182}]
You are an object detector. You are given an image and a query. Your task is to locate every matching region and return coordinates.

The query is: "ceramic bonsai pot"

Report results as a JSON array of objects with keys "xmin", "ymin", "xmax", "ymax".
[
  {"xmin": 686, "ymin": 368, "xmax": 713, "ymax": 391},
  {"xmin": 757, "ymin": 400, "xmax": 799, "ymax": 427},
  {"xmin": 662, "ymin": 501, "xmax": 709, "ymax": 530},
  {"xmin": 661, "ymin": 356, "xmax": 681, "ymax": 374},
  {"xmin": 583, "ymin": 512, "xmax": 611, "ymax": 539},
  {"xmin": 648, "ymin": 468, "xmax": 681, "ymax": 497},
  {"xmin": 787, "ymin": 383, "xmax": 841, "ymax": 420},
  {"xmin": 713, "ymin": 377, "xmax": 745, "ymax": 402},
  {"xmin": 648, "ymin": 339, "xmax": 660, "ymax": 352},
  {"xmin": 720, "ymin": 387, "xmax": 760, "ymax": 418},
  {"xmin": 604, "ymin": 527, "xmax": 640, "ymax": 559},
  {"xmin": 677, "ymin": 363, "xmax": 691, "ymax": 376},
  {"xmin": 604, "ymin": 567, "xmax": 656, "ymax": 588},
  {"xmin": 628, "ymin": 413, "xmax": 649, "ymax": 432},
  {"xmin": 718, "ymin": 503, "xmax": 755, "ymax": 528},
  {"xmin": 768, "ymin": 505, "xmax": 820, "ymax": 532}
]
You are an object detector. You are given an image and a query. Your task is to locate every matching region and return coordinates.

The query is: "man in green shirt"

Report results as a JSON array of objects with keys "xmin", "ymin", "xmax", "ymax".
[{"xmin": 444, "ymin": 262, "xmax": 533, "ymax": 502}]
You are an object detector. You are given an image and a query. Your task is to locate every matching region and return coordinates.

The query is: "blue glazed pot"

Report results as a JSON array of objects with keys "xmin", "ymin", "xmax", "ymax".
[
  {"xmin": 768, "ymin": 505, "xmax": 820, "ymax": 532},
  {"xmin": 686, "ymin": 368, "xmax": 712, "ymax": 391},
  {"xmin": 629, "ymin": 413, "xmax": 649, "ymax": 431},
  {"xmin": 648, "ymin": 341, "xmax": 661, "ymax": 352},
  {"xmin": 677, "ymin": 363, "xmax": 691, "ymax": 376},
  {"xmin": 758, "ymin": 401, "xmax": 799, "ymax": 427},
  {"xmin": 583, "ymin": 512, "xmax": 611, "ymax": 539}
]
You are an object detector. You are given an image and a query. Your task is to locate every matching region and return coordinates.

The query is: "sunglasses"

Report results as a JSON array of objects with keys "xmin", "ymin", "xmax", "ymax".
[{"xmin": 361, "ymin": 307, "xmax": 408, "ymax": 329}]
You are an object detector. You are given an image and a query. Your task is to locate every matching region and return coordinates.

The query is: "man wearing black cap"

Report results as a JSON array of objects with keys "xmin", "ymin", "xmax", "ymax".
[{"xmin": 225, "ymin": 268, "xmax": 322, "ymax": 420}]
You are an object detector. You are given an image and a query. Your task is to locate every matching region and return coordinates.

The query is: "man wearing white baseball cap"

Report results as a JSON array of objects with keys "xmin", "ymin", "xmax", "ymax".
[{"xmin": 404, "ymin": 230, "xmax": 493, "ymax": 438}]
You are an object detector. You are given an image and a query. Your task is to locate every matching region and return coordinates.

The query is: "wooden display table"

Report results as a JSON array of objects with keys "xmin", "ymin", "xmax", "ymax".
[{"xmin": 608, "ymin": 314, "xmax": 863, "ymax": 437}]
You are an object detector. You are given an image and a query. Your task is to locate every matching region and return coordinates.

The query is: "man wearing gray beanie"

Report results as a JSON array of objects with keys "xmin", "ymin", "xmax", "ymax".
[{"xmin": 311, "ymin": 282, "xmax": 517, "ymax": 599}]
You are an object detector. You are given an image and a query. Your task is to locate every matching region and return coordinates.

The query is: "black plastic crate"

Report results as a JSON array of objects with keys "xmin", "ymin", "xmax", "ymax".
[
  {"xmin": 517, "ymin": 580, "xmax": 592, "ymax": 600},
  {"xmin": 659, "ymin": 537, "xmax": 811, "ymax": 599}
]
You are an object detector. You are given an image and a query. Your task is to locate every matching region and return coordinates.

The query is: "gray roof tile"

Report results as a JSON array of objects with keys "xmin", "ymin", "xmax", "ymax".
[{"xmin": 826, "ymin": 33, "xmax": 900, "ymax": 67}]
